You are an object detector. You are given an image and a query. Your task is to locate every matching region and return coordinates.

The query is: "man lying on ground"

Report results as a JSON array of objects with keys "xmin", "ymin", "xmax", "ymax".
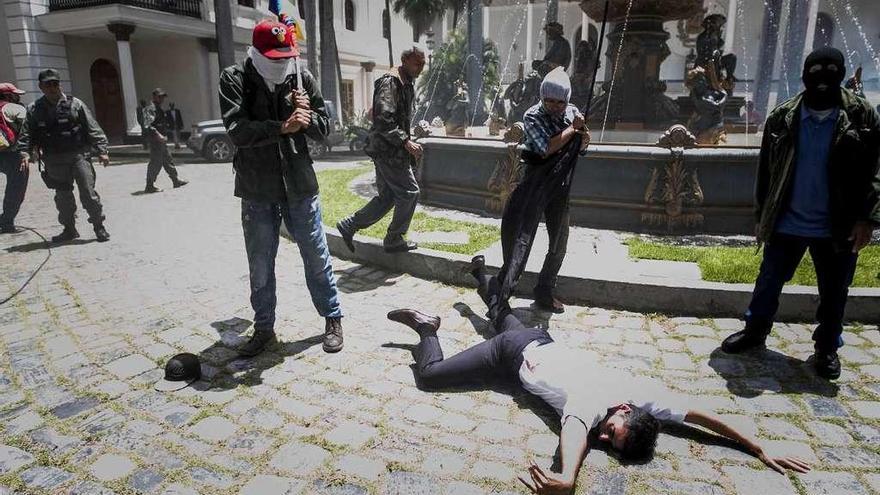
[{"xmin": 386, "ymin": 255, "xmax": 811, "ymax": 494}]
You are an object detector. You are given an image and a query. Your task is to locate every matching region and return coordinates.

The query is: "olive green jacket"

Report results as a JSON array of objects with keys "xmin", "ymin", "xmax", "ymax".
[{"xmin": 755, "ymin": 88, "xmax": 880, "ymax": 243}]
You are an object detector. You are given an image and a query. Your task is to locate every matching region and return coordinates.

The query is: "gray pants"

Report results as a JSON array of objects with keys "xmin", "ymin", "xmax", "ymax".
[
  {"xmin": 147, "ymin": 139, "xmax": 180, "ymax": 185},
  {"xmin": 342, "ymin": 156, "xmax": 419, "ymax": 246},
  {"xmin": 44, "ymin": 154, "xmax": 104, "ymax": 228}
]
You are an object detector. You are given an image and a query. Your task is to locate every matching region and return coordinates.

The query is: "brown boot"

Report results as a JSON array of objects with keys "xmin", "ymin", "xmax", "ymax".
[{"xmin": 323, "ymin": 317, "xmax": 343, "ymax": 353}]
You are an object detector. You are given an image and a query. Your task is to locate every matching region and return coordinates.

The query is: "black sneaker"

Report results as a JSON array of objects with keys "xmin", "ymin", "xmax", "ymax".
[
  {"xmin": 323, "ymin": 317, "xmax": 344, "ymax": 353},
  {"xmin": 94, "ymin": 224, "xmax": 110, "ymax": 242},
  {"xmin": 144, "ymin": 184, "xmax": 161, "ymax": 194},
  {"xmin": 0, "ymin": 224, "xmax": 21, "ymax": 234},
  {"xmin": 51, "ymin": 227, "xmax": 79, "ymax": 243},
  {"xmin": 172, "ymin": 179, "xmax": 188, "ymax": 188},
  {"xmin": 384, "ymin": 240, "xmax": 417, "ymax": 253},
  {"xmin": 336, "ymin": 221, "xmax": 356, "ymax": 253},
  {"xmin": 237, "ymin": 330, "xmax": 277, "ymax": 357},
  {"xmin": 814, "ymin": 351, "xmax": 841, "ymax": 380},
  {"xmin": 721, "ymin": 330, "xmax": 767, "ymax": 354}
]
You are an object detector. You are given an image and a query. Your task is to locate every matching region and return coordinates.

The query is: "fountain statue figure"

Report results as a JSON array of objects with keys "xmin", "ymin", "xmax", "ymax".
[
  {"xmin": 504, "ymin": 60, "xmax": 552, "ymax": 124},
  {"xmin": 686, "ymin": 67, "xmax": 728, "ymax": 145},
  {"xmin": 445, "ymin": 79, "xmax": 470, "ymax": 137},
  {"xmin": 695, "ymin": 14, "xmax": 737, "ymax": 94},
  {"xmin": 570, "ymin": 38, "xmax": 598, "ymax": 110}
]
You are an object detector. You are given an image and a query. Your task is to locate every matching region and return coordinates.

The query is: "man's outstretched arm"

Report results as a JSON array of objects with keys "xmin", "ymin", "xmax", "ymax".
[
  {"xmin": 684, "ymin": 410, "xmax": 811, "ymax": 474},
  {"xmin": 519, "ymin": 416, "xmax": 589, "ymax": 494}
]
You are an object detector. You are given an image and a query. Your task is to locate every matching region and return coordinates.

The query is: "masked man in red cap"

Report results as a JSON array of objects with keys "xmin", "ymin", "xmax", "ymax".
[
  {"xmin": 219, "ymin": 19, "xmax": 344, "ymax": 356},
  {"xmin": 0, "ymin": 82, "xmax": 28, "ymax": 233}
]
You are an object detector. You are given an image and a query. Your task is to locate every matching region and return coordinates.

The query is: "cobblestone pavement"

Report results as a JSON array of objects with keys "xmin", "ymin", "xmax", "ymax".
[{"xmin": 1, "ymin": 160, "xmax": 880, "ymax": 495}]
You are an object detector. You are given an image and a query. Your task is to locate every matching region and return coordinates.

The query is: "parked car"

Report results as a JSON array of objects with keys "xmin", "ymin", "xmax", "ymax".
[{"xmin": 188, "ymin": 101, "xmax": 346, "ymax": 162}]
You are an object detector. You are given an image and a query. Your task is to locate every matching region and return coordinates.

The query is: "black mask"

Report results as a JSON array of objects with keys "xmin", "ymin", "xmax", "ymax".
[{"xmin": 801, "ymin": 47, "xmax": 845, "ymax": 110}]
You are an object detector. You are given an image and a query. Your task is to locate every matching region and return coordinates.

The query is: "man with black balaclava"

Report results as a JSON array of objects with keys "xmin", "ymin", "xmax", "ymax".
[{"xmin": 721, "ymin": 47, "xmax": 880, "ymax": 381}]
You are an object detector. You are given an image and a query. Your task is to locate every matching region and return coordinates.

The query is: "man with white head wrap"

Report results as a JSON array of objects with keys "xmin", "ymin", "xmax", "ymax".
[{"xmin": 484, "ymin": 67, "xmax": 591, "ymax": 319}]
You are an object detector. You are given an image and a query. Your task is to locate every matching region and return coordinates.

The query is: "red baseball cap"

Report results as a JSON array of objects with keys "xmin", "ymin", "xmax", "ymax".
[
  {"xmin": 252, "ymin": 19, "xmax": 299, "ymax": 59},
  {"xmin": 0, "ymin": 83, "xmax": 25, "ymax": 95}
]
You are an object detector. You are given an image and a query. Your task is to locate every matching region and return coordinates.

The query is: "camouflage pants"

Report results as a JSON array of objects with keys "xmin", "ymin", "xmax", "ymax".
[
  {"xmin": 341, "ymin": 156, "xmax": 419, "ymax": 246},
  {"xmin": 44, "ymin": 154, "xmax": 104, "ymax": 227}
]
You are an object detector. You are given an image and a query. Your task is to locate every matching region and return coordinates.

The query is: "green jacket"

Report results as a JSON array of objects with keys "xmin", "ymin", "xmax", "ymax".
[
  {"xmin": 219, "ymin": 59, "xmax": 329, "ymax": 202},
  {"xmin": 17, "ymin": 94, "xmax": 108, "ymax": 160},
  {"xmin": 364, "ymin": 68, "xmax": 414, "ymax": 162},
  {"xmin": 755, "ymin": 88, "xmax": 880, "ymax": 243}
]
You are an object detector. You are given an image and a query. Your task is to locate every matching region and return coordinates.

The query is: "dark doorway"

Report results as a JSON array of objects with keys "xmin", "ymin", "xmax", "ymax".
[{"xmin": 90, "ymin": 59, "xmax": 126, "ymax": 144}]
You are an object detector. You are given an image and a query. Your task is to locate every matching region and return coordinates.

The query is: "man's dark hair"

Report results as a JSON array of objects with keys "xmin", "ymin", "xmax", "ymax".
[
  {"xmin": 621, "ymin": 405, "xmax": 661, "ymax": 461},
  {"xmin": 401, "ymin": 46, "xmax": 425, "ymax": 61}
]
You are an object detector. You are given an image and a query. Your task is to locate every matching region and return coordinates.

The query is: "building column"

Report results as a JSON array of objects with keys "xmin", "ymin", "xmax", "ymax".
[
  {"xmin": 724, "ymin": 0, "xmax": 737, "ymax": 51},
  {"xmin": 545, "ymin": 0, "xmax": 558, "ymax": 47},
  {"xmin": 360, "ymin": 61, "xmax": 375, "ymax": 111},
  {"xmin": 581, "ymin": 12, "xmax": 588, "ymax": 40},
  {"xmin": 525, "ymin": 0, "xmax": 534, "ymax": 64},
  {"xmin": 753, "ymin": 0, "xmax": 782, "ymax": 118},
  {"xmin": 200, "ymin": 38, "xmax": 221, "ymax": 119},
  {"xmin": 780, "ymin": 0, "xmax": 810, "ymax": 101},
  {"xmin": 466, "ymin": 0, "xmax": 484, "ymax": 121},
  {"xmin": 803, "ymin": 0, "xmax": 820, "ymax": 58},
  {"xmin": 108, "ymin": 23, "xmax": 141, "ymax": 136}
]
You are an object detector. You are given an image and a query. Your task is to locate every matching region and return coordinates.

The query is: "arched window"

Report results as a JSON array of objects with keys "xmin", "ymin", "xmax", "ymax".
[
  {"xmin": 382, "ymin": 9, "xmax": 390, "ymax": 39},
  {"xmin": 344, "ymin": 0, "xmax": 355, "ymax": 31},
  {"xmin": 813, "ymin": 12, "xmax": 835, "ymax": 50}
]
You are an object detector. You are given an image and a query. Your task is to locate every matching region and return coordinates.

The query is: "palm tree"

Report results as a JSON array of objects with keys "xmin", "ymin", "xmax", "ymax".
[{"xmin": 392, "ymin": 0, "xmax": 446, "ymax": 38}]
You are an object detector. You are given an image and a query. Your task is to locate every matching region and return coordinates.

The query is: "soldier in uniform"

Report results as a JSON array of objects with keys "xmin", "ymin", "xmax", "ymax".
[
  {"xmin": 337, "ymin": 47, "xmax": 426, "ymax": 253},
  {"xmin": 0, "ymin": 82, "xmax": 28, "ymax": 234},
  {"xmin": 17, "ymin": 69, "xmax": 110, "ymax": 243},
  {"xmin": 142, "ymin": 88, "xmax": 187, "ymax": 193}
]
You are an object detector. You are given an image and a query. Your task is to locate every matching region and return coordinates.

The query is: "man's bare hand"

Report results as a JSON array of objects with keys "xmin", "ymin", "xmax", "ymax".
[
  {"xmin": 156, "ymin": 134, "xmax": 167, "ymax": 143},
  {"xmin": 517, "ymin": 462, "xmax": 573, "ymax": 495},
  {"xmin": 848, "ymin": 220, "xmax": 876, "ymax": 253},
  {"xmin": 98, "ymin": 154, "xmax": 111, "ymax": 167},
  {"xmin": 757, "ymin": 450, "xmax": 811, "ymax": 474},
  {"xmin": 291, "ymin": 90, "xmax": 310, "ymax": 111},
  {"xmin": 572, "ymin": 114, "xmax": 585, "ymax": 131},
  {"xmin": 19, "ymin": 156, "xmax": 29, "ymax": 172},
  {"xmin": 281, "ymin": 109, "xmax": 311, "ymax": 134},
  {"xmin": 579, "ymin": 128, "xmax": 591, "ymax": 151},
  {"xmin": 404, "ymin": 139, "xmax": 423, "ymax": 159}
]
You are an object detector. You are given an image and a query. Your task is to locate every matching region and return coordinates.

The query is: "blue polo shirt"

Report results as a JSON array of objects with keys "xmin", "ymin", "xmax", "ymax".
[{"xmin": 775, "ymin": 105, "xmax": 839, "ymax": 238}]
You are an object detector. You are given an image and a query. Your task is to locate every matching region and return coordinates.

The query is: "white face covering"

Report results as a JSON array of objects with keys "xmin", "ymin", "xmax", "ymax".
[{"xmin": 247, "ymin": 46, "xmax": 297, "ymax": 91}]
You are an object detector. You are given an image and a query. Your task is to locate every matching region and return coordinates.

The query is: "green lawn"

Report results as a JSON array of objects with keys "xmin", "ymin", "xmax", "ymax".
[
  {"xmin": 317, "ymin": 165, "xmax": 500, "ymax": 255},
  {"xmin": 627, "ymin": 237, "xmax": 880, "ymax": 287}
]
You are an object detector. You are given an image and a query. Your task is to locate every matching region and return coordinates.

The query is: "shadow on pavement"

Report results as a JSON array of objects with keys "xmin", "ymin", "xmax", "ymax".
[
  {"xmin": 335, "ymin": 265, "xmax": 400, "ymax": 294},
  {"xmin": 197, "ymin": 317, "xmax": 323, "ymax": 390},
  {"xmin": 5, "ymin": 237, "xmax": 95, "ymax": 253},
  {"xmin": 708, "ymin": 347, "xmax": 839, "ymax": 398}
]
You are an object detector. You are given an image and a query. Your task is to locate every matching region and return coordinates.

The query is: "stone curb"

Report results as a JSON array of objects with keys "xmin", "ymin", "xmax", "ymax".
[{"xmin": 298, "ymin": 228, "xmax": 880, "ymax": 324}]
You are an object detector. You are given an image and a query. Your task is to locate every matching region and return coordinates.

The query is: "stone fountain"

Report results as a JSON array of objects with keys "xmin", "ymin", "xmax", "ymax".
[{"xmin": 580, "ymin": 0, "xmax": 705, "ymax": 129}]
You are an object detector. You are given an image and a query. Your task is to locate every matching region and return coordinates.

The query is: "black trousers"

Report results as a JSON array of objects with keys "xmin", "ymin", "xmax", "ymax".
[
  {"xmin": 413, "ymin": 272, "xmax": 553, "ymax": 389},
  {"xmin": 745, "ymin": 233, "xmax": 857, "ymax": 352},
  {"xmin": 495, "ymin": 139, "xmax": 581, "ymax": 307}
]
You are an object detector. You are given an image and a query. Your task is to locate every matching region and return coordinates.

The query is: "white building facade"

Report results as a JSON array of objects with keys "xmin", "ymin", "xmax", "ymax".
[{"xmin": 0, "ymin": 0, "xmax": 428, "ymax": 143}]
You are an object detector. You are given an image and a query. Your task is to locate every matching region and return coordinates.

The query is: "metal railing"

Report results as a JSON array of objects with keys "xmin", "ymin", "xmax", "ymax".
[{"xmin": 48, "ymin": 0, "xmax": 202, "ymax": 19}]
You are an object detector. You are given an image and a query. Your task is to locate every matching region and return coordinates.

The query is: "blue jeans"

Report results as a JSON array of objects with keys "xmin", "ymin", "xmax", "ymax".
[
  {"xmin": 241, "ymin": 196, "xmax": 342, "ymax": 332},
  {"xmin": 745, "ymin": 233, "xmax": 857, "ymax": 352}
]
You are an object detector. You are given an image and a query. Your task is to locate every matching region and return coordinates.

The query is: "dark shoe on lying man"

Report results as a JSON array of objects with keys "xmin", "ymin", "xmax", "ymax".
[{"xmin": 387, "ymin": 309, "xmax": 440, "ymax": 336}]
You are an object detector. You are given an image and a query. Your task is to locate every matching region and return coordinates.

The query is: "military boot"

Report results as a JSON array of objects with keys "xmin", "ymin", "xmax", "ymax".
[
  {"xmin": 144, "ymin": 183, "xmax": 160, "ymax": 194},
  {"xmin": 172, "ymin": 179, "xmax": 188, "ymax": 188},
  {"xmin": 323, "ymin": 317, "xmax": 343, "ymax": 353},
  {"xmin": 237, "ymin": 328, "xmax": 277, "ymax": 357},
  {"xmin": 94, "ymin": 224, "xmax": 110, "ymax": 242},
  {"xmin": 51, "ymin": 226, "xmax": 79, "ymax": 243}
]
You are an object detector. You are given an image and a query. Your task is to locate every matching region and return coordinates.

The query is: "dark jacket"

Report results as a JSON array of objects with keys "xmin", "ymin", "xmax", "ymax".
[
  {"xmin": 756, "ymin": 88, "xmax": 880, "ymax": 243},
  {"xmin": 17, "ymin": 94, "xmax": 108, "ymax": 160},
  {"xmin": 142, "ymin": 101, "xmax": 168, "ymax": 140},
  {"xmin": 219, "ymin": 59, "xmax": 329, "ymax": 202},
  {"xmin": 365, "ymin": 68, "xmax": 414, "ymax": 162}
]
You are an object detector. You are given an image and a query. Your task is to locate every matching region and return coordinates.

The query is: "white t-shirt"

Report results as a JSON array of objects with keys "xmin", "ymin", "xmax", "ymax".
[{"xmin": 518, "ymin": 342, "xmax": 687, "ymax": 429}]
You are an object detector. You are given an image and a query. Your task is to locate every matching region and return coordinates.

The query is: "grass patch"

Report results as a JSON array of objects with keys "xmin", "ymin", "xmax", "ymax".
[
  {"xmin": 317, "ymin": 165, "xmax": 500, "ymax": 255},
  {"xmin": 627, "ymin": 237, "xmax": 880, "ymax": 287}
]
